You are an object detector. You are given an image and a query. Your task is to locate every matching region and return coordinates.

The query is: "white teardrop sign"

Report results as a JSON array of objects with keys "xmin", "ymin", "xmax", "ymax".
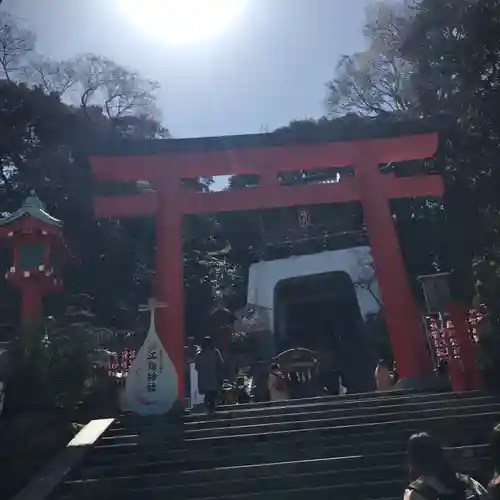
[{"xmin": 123, "ymin": 299, "xmax": 178, "ymax": 415}]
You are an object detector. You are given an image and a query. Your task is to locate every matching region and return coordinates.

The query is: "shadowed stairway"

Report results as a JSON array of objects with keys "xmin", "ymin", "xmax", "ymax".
[{"xmin": 47, "ymin": 390, "xmax": 500, "ymax": 500}]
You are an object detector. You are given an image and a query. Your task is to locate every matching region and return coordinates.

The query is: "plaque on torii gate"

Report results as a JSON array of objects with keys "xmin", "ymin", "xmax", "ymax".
[{"xmin": 89, "ymin": 125, "xmax": 449, "ymax": 412}]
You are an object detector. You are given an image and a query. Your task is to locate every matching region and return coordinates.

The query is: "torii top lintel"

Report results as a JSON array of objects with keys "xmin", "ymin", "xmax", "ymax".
[{"xmin": 90, "ymin": 127, "xmax": 442, "ymax": 218}]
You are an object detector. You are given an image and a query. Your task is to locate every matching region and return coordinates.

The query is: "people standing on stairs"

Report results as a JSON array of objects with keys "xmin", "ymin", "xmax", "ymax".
[
  {"xmin": 195, "ymin": 336, "xmax": 224, "ymax": 416},
  {"xmin": 404, "ymin": 433, "xmax": 487, "ymax": 500},
  {"xmin": 319, "ymin": 355, "xmax": 340, "ymax": 395},
  {"xmin": 392, "ymin": 361, "xmax": 400, "ymax": 384},
  {"xmin": 268, "ymin": 362, "xmax": 289, "ymax": 401},
  {"xmin": 375, "ymin": 359, "xmax": 394, "ymax": 391},
  {"xmin": 433, "ymin": 359, "xmax": 452, "ymax": 392},
  {"xmin": 488, "ymin": 423, "xmax": 500, "ymax": 499}
]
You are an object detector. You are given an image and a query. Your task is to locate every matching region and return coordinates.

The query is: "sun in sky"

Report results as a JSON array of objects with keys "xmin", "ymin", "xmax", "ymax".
[{"xmin": 120, "ymin": 0, "xmax": 247, "ymax": 46}]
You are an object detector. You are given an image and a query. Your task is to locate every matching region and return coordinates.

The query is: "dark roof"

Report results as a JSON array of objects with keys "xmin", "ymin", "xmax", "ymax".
[{"xmin": 87, "ymin": 118, "xmax": 439, "ymax": 157}]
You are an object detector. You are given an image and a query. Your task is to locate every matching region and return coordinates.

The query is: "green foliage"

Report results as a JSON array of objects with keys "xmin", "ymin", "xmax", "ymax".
[
  {"xmin": 0, "ymin": 11, "xmax": 173, "ymax": 335},
  {"xmin": 401, "ymin": 0, "xmax": 500, "ymax": 303},
  {"xmin": 325, "ymin": 0, "xmax": 500, "ymax": 382},
  {"xmin": 326, "ymin": 1, "xmax": 417, "ymax": 117},
  {"xmin": 5, "ymin": 318, "xmax": 98, "ymax": 414}
]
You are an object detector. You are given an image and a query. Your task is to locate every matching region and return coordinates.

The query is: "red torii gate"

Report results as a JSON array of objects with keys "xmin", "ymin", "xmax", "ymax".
[{"xmin": 90, "ymin": 130, "xmax": 444, "ymax": 400}]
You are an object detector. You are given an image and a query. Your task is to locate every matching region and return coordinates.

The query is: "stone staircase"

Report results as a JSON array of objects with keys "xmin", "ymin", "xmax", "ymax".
[{"xmin": 50, "ymin": 391, "xmax": 500, "ymax": 500}]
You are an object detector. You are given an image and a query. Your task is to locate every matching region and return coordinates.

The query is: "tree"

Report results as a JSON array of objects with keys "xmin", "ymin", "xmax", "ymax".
[
  {"xmin": 326, "ymin": 1, "xmax": 417, "ymax": 117},
  {"xmin": 400, "ymin": 0, "xmax": 500, "ymax": 305},
  {"xmin": 24, "ymin": 56, "xmax": 76, "ymax": 96},
  {"xmin": 68, "ymin": 54, "xmax": 159, "ymax": 120},
  {"xmin": 0, "ymin": 11, "xmax": 35, "ymax": 82},
  {"xmin": 328, "ymin": 0, "xmax": 500, "ymax": 385},
  {"xmin": 0, "ymin": 12, "xmax": 174, "ymax": 335},
  {"xmin": 324, "ymin": 1, "xmax": 489, "ymax": 296},
  {"xmin": 0, "ymin": 12, "xmax": 162, "ymax": 124},
  {"xmin": 0, "ymin": 81, "xmax": 72, "ymax": 206}
]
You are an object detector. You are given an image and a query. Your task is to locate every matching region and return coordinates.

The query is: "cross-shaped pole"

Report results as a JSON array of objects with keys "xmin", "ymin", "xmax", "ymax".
[
  {"xmin": 138, "ymin": 297, "xmax": 168, "ymax": 313},
  {"xmin": 139, "ymin": 298, "xmax": 168, "ymax": 333}
]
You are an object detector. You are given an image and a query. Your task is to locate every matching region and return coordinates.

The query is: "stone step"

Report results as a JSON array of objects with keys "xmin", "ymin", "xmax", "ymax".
[
  {"xmin": 97, "ymin": 405, "xmax": 500, "ymax": 446},
  {"xmin": 186, "ymin": 402, "xmax": 500, "ymax": 439},
  {"xmin": 113, "ymin": 391, "xmax": 483, "ymax": 432},
  {"xmin": 184, "ymin": 395, "xmax": 499, "ymax": 430},
  {"xmin": 48, "ymin": 391, "xmax": 498, "ymax": 500},
  {"xmin": 65, "ymin": 445, "xmax": 488, "ymax": 489},
  {"xmin": 186, "ymin": 480, "xmax": 415, "ymax": 500},
  {"xmin": 86, "ymin": 419, "xmax": 491, "ymax": 468},
  {"xmin": 88, "ymin": 412, "xmax": 497, "ymax": 471},
  {"xmin": 230, "ymin": 388, "xmax": 417, "ymax": 408},
  {"xmin": 77, "ymin": 430, "xmax": 491, "ymax": 480},
  {"xmin": 107, "ymin": 393, "xmax": 498, "ymax": 436},
  {"xmin": 188, "ymin": 389, "xmax": 481, "ymax": 416},
  {"xmin": 62, "ymin": 465, "xmax": 407, "ymax": 498},
  {"xmin": 118, "ymin": 389, "xmax": 416, "ymax": 422},
  {"xmin": 56, "ymin": 477, "xmax": 408, "ymax": 500},
  {"xmin": 61, "ymin": 456, "xmax": 490, "ymax": 500},
  {"xmin": 75, "ymin": 447, "xmax": 404, "ymax": 481}
]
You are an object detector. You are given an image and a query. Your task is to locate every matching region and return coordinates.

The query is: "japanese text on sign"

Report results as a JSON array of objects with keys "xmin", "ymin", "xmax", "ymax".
[{"xmin": 146, "ymin": 346, "xmax": 158, "ymax": 392}]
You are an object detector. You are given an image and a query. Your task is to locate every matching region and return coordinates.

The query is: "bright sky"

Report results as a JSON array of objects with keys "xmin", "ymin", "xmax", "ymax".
[{"xmin": 3, "ymin": 0, "xmax": 373, "ymax": 138}]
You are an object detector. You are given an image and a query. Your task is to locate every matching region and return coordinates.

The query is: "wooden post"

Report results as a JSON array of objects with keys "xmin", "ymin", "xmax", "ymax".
[
  {"xmin": 357, "ymin": 157, "xmax": 432, "ymax": 380},
  {"xmin": 155, "ymin": 179, "xmax": 186, "ymax": 400},
  {"xmin": 21, "ymin": 281, "xmax": 43, "ymax": 328}
]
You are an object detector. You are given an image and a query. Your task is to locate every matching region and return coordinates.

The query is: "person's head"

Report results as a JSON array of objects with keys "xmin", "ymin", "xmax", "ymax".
[
  {"xmin": 377, "ymin": 359, "xmax": 388, "ymax": 368},
  {"xmin": 270, "ymin": 362, "xmax": 280, "ymax": 372},
  {"xmin": 490, "ymin": 423, "xmax": 500, "ymax": 471},
  {"xmin": 201, "ymin": 336, "xmax": 214, "ymax": 350},
  {"xmin": 187, "ymin": 337, "xmax": 195, "ymax": 346},
  {"xmin": 407, "ymin": 433, "xmax": 459, "ymax": 487}
]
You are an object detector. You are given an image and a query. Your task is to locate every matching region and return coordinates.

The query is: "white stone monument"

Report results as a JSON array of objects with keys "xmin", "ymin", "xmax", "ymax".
[{"xmin": 123, "ymin": 298, "xmax": 179, "ymax": 415}]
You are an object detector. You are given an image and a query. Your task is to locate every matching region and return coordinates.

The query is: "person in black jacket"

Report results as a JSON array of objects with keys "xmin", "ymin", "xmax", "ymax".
[
  {"xmin": 404, "ymin": 433, "xmax": 487, "ymax": 500},
  {"xmin": 195, "ymin": 336, "xmax": 224, "ymax": 415}
]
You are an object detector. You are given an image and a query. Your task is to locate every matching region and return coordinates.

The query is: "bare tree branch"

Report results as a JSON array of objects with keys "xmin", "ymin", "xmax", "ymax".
[
  {"xmin": 0, "ymin": 11, "xmax": 35, "ymax": 81},
  {"xmin": 326, "ymin": 1, "xmax": 417, "ymax": 118},
  {"xmin": 25, "ymin": 56, "xmax": 76, "ymax": 95},
  {"xmin": 69, "ymin": 54, "xmax": 159, "ymax": 120}
]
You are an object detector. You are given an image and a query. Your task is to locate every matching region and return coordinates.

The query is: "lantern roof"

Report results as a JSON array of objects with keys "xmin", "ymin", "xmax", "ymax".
[{"xmin": 0, "ymin": 195, "xmax": 62, "ymax": 228}]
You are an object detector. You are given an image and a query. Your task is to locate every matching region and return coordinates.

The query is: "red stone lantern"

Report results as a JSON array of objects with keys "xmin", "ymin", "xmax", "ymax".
[{"xmin": 0, "ymin": 196, "xmax": 67, "ymax": 327}]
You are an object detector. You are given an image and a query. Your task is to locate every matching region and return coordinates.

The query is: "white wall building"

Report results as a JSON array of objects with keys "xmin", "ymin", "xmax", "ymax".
[{"xmin": 246, "ymin": 246, "xmax": 382, "ymax": 334}]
